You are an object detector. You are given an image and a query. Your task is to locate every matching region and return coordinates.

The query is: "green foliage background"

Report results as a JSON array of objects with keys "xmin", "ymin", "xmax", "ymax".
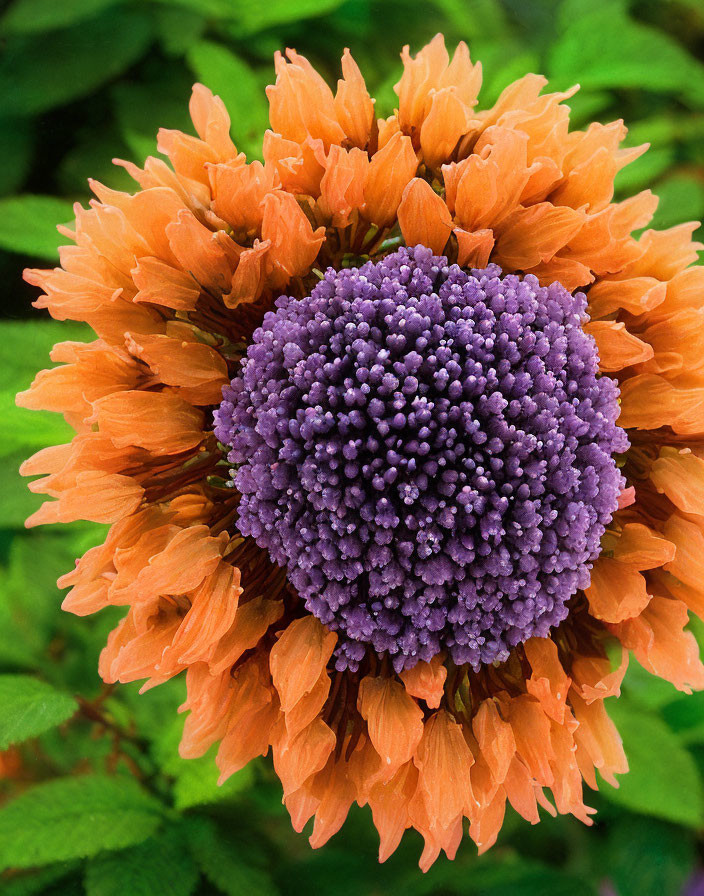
[{"xmin": 0, "ymin": 0, "xmax": 703, "ymax": 893}]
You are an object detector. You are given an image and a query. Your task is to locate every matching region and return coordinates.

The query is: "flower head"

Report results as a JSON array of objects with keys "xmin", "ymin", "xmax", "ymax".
[
  {"xmin": 217, "ymin": 247, "xmax": 627, "ymax": 672},
  {"xmin": 17, "ymin": 34, "xmax": 704, "ymax": 870}
]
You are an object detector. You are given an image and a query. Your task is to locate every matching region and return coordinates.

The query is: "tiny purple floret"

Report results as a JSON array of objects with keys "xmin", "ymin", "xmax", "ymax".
[{"xmin": 215, "ymin": 246, "xmax": 628, "ymax": 671}]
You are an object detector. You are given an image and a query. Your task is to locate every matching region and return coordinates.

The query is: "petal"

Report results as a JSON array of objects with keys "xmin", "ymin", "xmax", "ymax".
[
  {"xmin": 363, "ymin": 132, "xmax": 418, "ymax": 228},
  {"xmin": 357, "ymin": 676, "xmax": 424, "ymax": 777},
  {"xmin": 571, "ymin": 649, "xmax": 629, "ymax": 704},
  {"xmin": 524, "ymin": 637, "xmax": 571, "ymax": 723},
  {"xmin": 454, "ymin": 227, "xmax": 494, "ymax": 268},
  {"xmin": 420, "ymin": 87, "xmax": 471, "ymax": 169},
  {"xmin": 603, "ymin": 522, "xmax": 676, "ymax": 570},
  {"xmin": 399, "ymin": 654, "xmax": 447, "ymax": 709},
  {"xmin": 609, "ymin": 596, "xmax": 704, "ymax": 694},
  {"xmin": 334, "ymin": 49, "xmax": 374, "ymax": 149},
  {"xmin": 585, "ymin": 557, "xmax": 651, "ymax": 624},
  {"xmin": 270, "ymin": 615, "xmax": 337, "ymax": 713},
  {"xmin": 583, "ymin": 320, "xmax": 653, "ymax": 371},
  {"xmin": 651, "ymin": 448, "xmax": 704, "ymax": 517},
  {"xmin": 397, "ymin": 178, "xmax": 453, "ymax": 255},
  {"xmin": 472, "ymin": 698, "xmax": 516, "ymax": 785},
  {"xmin": 413, "ymin": 710, "xmax": 475, "ymax": 832},
  {"xmin": 273, "ymin": 716, "xmax": 336, "ymax": 797}
]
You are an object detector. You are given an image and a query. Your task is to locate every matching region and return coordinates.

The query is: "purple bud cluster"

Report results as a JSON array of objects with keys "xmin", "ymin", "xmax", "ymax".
[{"xmin": 215, "ymin": 246, "xmax": 627, "ymax": 671}]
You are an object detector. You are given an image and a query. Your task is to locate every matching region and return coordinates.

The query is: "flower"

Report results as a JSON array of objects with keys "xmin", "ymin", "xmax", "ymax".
[{"xmin": 17, "ymin": 34, "xmax": 704, "ymax": 870}]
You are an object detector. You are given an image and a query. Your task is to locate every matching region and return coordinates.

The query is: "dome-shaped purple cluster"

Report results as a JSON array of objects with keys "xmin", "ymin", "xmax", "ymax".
[{"xmin": 215, "ymin": 246, "xmax": 627, "ymax": 672}]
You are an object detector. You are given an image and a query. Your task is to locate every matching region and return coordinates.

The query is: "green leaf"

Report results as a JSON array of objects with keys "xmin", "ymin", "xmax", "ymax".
[
  {"xmin": 0, "ymin": 675, "xmax": 76, "ymax": 749},
  {"xmin": 0, "ymin": 118, "xmax": 33, "ymax": 196},
  {"xmin": 606, "ymin": 816, "xmax": 695, "ymax": 896},
  {"xmin": 0, "ymin": 775, "xmax": 164, "ymax": 871},
  {"xmin": 231, "ymin": 0, "xmax": 346, "ymax": 35},
  {"xmin": 186, "ymin": 817, "xmax": 276, "ymax": 896},
  {"xmin": 458, "ymin": 860, "xmax": 599, "ymax": 896},
  {"xmin": 650, "ymin": 173, "xmax": 704, "ymax": 231},
  {"xmin": 185, "ymin": 41, "xmax": 269, "ymax": 159},
  {"xmin": 548, "ymin": 8, "xmax": 704, "ymax": 107},
  {"xmin": 84, "ymin": 827, "xmax": 199, "ymax": 896},
  {"xmin": 603, "ymin": 701, "xmax": 704, "ymax": 827},
  {"xmin": 0, "ymin": 9, "xmax": 153, "ymax": 117},
  {"xmin": 0, "ymin": 863, "xmax": 78, "ymax": 896},
  {"xmin": 0, "ymin": 195, "xmax": 74, "ymax": 260},
  {"xmin": 622, "ymin": 656, "xmax": 684, "ymax": 709},
  {"xmin": 661, "ymin": 691, "xmax": 704, "ymax": 745},
  {"xmin": 1, "ymin": 0, "xmax": 120, "ymax": 34},
  {"xmin": 160, "ymin": 0, "xmax": 345, "ymax": 34}
]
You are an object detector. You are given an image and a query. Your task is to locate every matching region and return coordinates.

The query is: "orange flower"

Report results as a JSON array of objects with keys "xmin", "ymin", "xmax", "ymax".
[{"xmin": 17, "ymin": 34, "xmax": 704, "ymax": 870}]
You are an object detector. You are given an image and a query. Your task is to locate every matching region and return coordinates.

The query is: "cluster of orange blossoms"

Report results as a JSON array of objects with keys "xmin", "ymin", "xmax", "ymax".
[{"xmin": 17, "ymin": 35, "xmax": 704, "ymax": 869}]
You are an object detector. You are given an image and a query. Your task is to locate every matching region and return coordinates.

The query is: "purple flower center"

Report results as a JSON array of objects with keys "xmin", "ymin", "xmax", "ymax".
[{"xmin": 215, "ymin": 246, "xmax": 627, "ymax": 672}]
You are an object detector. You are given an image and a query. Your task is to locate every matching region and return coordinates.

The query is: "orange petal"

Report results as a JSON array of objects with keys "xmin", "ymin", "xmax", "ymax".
[
  {"xmin": 357, "ymin": 676, "xmax": 424, "ymax": 778},
  {"xmin": 493, "ymin": 202, "xmax": 585, "ymax": 270},
  {"xmin": 507, "ymin": 696, "xmax": 555, "ymax": 787},
  {"xmin": 267, "ymin": 49, "xmax": 345, "ymax": 149},
  {"xmin": 609, "ymin": 596, "xmax": 704, "ymax": 694},
  {"xmin": 413, "ymin": 710, "xmax": 475, "ymax": 833},
  {"xmin": 179, "ymin": 665, "xmax": 233, "ymax": 759},
  {"xmin": 616, "ymin": 222, "xmax": 703, "ymax": 281},
  {"xmin": 270, "ymin": 615, "xmax": 337, "ymax": 713},
  {"xmin": 334, "ymin": 49, "xmax": 374, "ymax": 149},
  {"xmin": 363, "ymin": 131, "xmax": 418, "ymax": 228},
  {"xmin": 93, "ymin": 390, "xmax": 204, "ymax": 455},
  {"xmin": 585, "ymin": 557, "xmax": 651, "ymax": 624},
  {"xmin": 273, "ymin": 716, "xmax": 336, "ymax": 797},
  {"xmin": 166, "ymin": 208, "xmax": 237, "ymax": 294},
  {"xmin": 472, "ymin": 698, "xmax": 516, "ymax": 785},
  {"xmin": 571, "ymin": 648, "xmax": 629, "ymax": 704},
  {"xmin": 399, "ymin": 654, "xmax": 447, "ymax": 709},
  {"xmin": 468, "ymin": 786, "xmax": 506, "ymax": 854},
  {"xmin": 209, "ymin": 596, "xmax": 284, "ymax": 675},
  {"xmin": 570, "ymin": 692, "xmax": 627, "ymax": 788},
  {"xmin": 587, "ymin": 276, "xmax": 666, "ymax": 319},
  {"xmin": 454, "ymin": 228, "xmax": 494, "ymax": 267},
  {"xmin": 125, "ymin": 331, "xmax": 228, "ymax": 405},
  {"xmin": 316, "ymin": 145, "xmax": 368, "ymax": 228},
  {"xmin": 25, "ymin": 471, "xmax": 143, "ymax": 527},
  {"xmin": 284, "ymin": 670, "xmax": 331, "ymax": 740},
  {"xmin": 663, "ymin": 513, "xmax": 704, "ymax": 596},
  {"xmin": 209, "ymin": 159, "xmax": 277, "ymax": 233},
  {"xmin": 216, "ymin": 657, "xmax": 278, "ymax": 781},
  {"xmin": 132, "ymin": 257, "xmax": 200, "ymax": 310},
  {"xmin": 618, "ymin": 373, "xmax": 704, "ymax": 434},
  {"xmin": 189, "ymin": 83, "xmax": 236, "ymax": 160},
  {"xmin": 368, "ymin": 761, "xmax": 418, "ymax": 863},
  {"xmin": 444, "ymin": 127, "xmax": 530, "ymax": 230},
  {"xmin": 167, "ymin": 561, "xmax": 241, "ymax": 666},
  {"xmin": 223, "ymin": 239, "xmax": 271, "ymax": 309},
  {"xmin": 261, "ymin": 191, "xmax": 325, "ymax": 288},
  {"xmin": 503, "ymin": 756, "xmax": 540, "ymax": 824},
  {"xmin": 284, "ymin": 782, "xmax": 319, "ymax": 833},
  {"xmin": 420, "ymin": 87, "xmax": 470, "ymax": 169},
  {"xmin": 526, "ymin": 255, "xmax": 594, "ymax": 292},
  {"xmin": 308, "ymin": 756, "xmax": 356, "ymax": 849},
  {"xmin": 524, "ymin": 637, "xmax": 571, "ymax": 724},
  {"xmin": 583, "ymin": 320, "xmax": 653, "ymax": 372},
  {"xmin": 396, "ymin": 34, "xmax": 450, "ymax": 134},
  {"xmin": 651, "ymin": 448, "xmax": 704, "ymax": 517},
  {"xmin": 111, "ymin": 525, "xmax": 226, "ymax": 605},
  {"xmin": 397, "ymin": 179, "xmax": 452, "ymax": 255},
  {"xmin": 603, "ymin": 521, "xmax": 675, "ymax": 570}
]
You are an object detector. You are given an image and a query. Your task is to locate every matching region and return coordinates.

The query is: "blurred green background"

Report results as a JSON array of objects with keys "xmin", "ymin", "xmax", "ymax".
[{"xmin": 1, "ymin": 0, "xmax": 704, "ymax": 893}]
